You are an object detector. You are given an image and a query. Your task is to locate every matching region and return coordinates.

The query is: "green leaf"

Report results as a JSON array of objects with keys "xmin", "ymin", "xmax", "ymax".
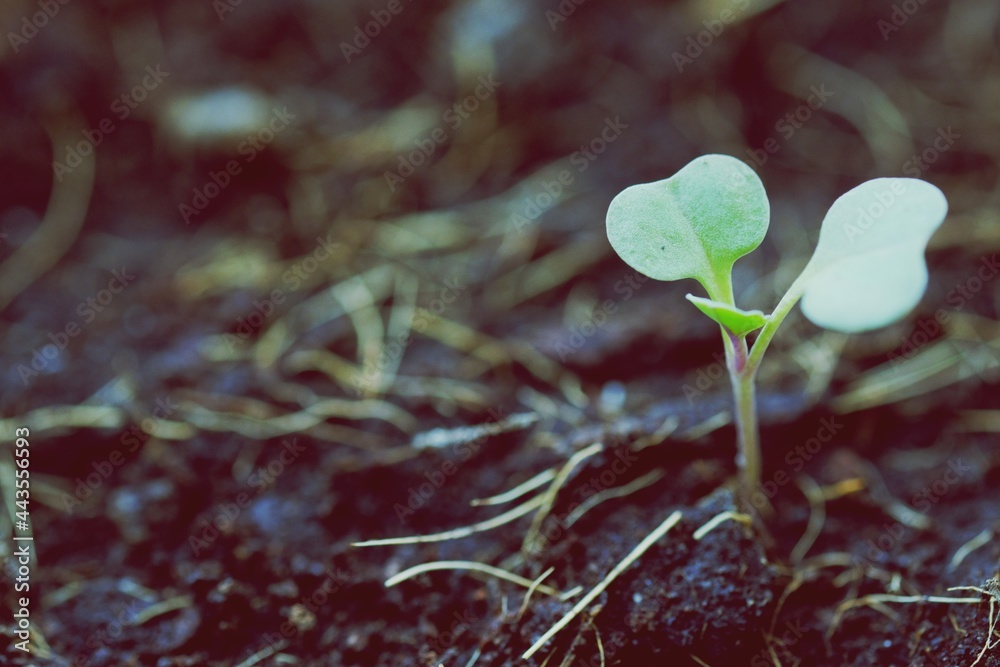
[
  {"xmin": 799, "ymin": 178, "xmax": 948, "ymax": 333},
  {"xmin": 606, "ymin": 154, "xmax": 769, "ymax": 301},
  {"xmin": 685, "ymin": 294, "xmax": 768, "ymax": 336}
]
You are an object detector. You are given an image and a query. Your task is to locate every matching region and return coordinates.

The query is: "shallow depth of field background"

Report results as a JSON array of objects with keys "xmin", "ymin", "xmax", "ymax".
[{"xmin": 1, "ymin": 0, "xmax": 998, "ymax": 665}]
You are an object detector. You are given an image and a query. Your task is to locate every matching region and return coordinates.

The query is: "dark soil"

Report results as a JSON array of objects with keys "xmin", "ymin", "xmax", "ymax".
[{"xmin": 1, "ymin": 1, "xmax": 999, "ymax": 666}]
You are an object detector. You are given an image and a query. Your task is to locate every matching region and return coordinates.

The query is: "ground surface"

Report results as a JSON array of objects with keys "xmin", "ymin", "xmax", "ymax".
[{"xmin": 1, "ymin": 0, "xmax": 999, "ymax": 665}]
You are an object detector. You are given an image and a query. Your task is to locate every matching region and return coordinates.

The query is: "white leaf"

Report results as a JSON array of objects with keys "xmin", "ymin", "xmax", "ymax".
[{"xmin": 800, "ymin": 178, "xmax": 948, "ymax": 333}]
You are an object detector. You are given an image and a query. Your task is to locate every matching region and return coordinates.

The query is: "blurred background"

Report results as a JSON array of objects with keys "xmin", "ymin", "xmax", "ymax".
[{"xmin": 1, "ymin": 0, "xmax": 998, "ymax": 665}]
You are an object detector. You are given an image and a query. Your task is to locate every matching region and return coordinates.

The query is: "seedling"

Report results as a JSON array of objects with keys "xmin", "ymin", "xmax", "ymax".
[{"xmin": 606, "ymin": 154, "xmax": 948, "ymax": 502}]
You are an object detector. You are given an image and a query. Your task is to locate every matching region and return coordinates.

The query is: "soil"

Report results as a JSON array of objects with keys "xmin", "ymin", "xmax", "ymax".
[{"xmin": 1, "ymin": 1, "xmax": 999, "ymax": 666}]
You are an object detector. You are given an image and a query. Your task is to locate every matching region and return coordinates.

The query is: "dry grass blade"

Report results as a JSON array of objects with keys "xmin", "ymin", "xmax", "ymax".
[
  {"xmin": 471, "ymin": 468, "xmax": 558, "ymax": 507},
  {"xmin": 832, "ymin": 338, "xmax": 1000, "ymax": 414},
  {"xmin": 518, "ymin": 567, "xmax": 556, "ymax": 620},
  {"xmin": 829, "ymin": 592, "xmax": 984, "ymax": 640},
  {"xmin": 957, "ymin": 410, "xmax": 1000, "ymax": 433},
  {"xmin": 772, "ymin": 44, "xmax": 913, "ymax": 170},
  {"xmin": 692, "ymin": 510, "xmax": 753, "ymax": 541},
  {"xmin": 175, "ymin": 394, "xmax": 393, "ymax": 447},
  {"xmin": 283, "ymin": 349, "xmax": 361, "ymax": 391},
  {"xmin": 129, "ymin": 595, "xmax": 193, "ymax": 626},
  {"xmin": 522, "ymin": 510, "xmax": 683, "ymax": 661},
  {"xmin": 0, "ymin": 405, "xmax": 124, "ymax": 436},
  {"xmin": 0, "ymin": 452, "xmax": 17, "ymax": 561},
  {"xmin": 949, "ymin": 581, "xmax": 1000, "ymax": 667},
  {"xmin": 521, "ymin": 443, "xmax": 604, "ymax": 556},
  {"xmin": 0, "ymin": 122, "xmax": 95, "ymax": 313},
  {"xmin": 564, "ymin": 469, "xmax": 665, "ymax": 529},
  {"xmin": 374, "ymin": 269, "xmax": 420, "ymax": 395},
  {"xmin": 486, "ymin": 238, "xmax": 607, "ymax": 311},
  {"xmin": 679, "ymin": 411, "xmax": 731, "ymax": 442},
  {"xmin": 252, "ymin": 264, "xmax": 395, "ymax": 368},
  {"xmin": 790, "ymin": 475, "xmax": 825, "ymax": 564},
  {"xmin": 352, "ymin": 493, "xmax": 546, "ymax": 547},
  {"xmin": 233, "ymin": 642, "xmax": 288, "ymax": 667},
  {"xmin": 948, "ymin": 529, "xmax": 994, "ymax": 573},
  {"xmin": 331, "ymin": 273, "xmax": 388, "ymax": 396},
  {"xmin": 411, "ymin": 412, "xmax": 539, "ymax": 450},
  {"xmin": 385, "ymin": 560, "xmax": 573, "ymax": 599}
]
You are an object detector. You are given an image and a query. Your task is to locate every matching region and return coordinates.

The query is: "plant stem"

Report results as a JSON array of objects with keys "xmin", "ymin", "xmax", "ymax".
[
  {"xmin": 725, "ymin": 268, "xmax": 811, "ymax": 507},
  {"xmin": 724, "ymin": 334, "xmax": 760, "ymax": 501},
  {"xmin": 745, "ymin": 269, "xmax": 811, "ymax": 376},
  {"xmin": 731, "ymin": 368, "xmax": 760, "ymax": 500}
]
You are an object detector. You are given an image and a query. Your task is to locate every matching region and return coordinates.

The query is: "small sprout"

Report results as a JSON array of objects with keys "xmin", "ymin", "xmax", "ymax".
[
  {"xmin": 684, "ymin": 295, "xmax": 768, "ymax": 338},
  {"xmin": 606, "ymin": 154, "xmax": 948, "ymax": 502}
]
